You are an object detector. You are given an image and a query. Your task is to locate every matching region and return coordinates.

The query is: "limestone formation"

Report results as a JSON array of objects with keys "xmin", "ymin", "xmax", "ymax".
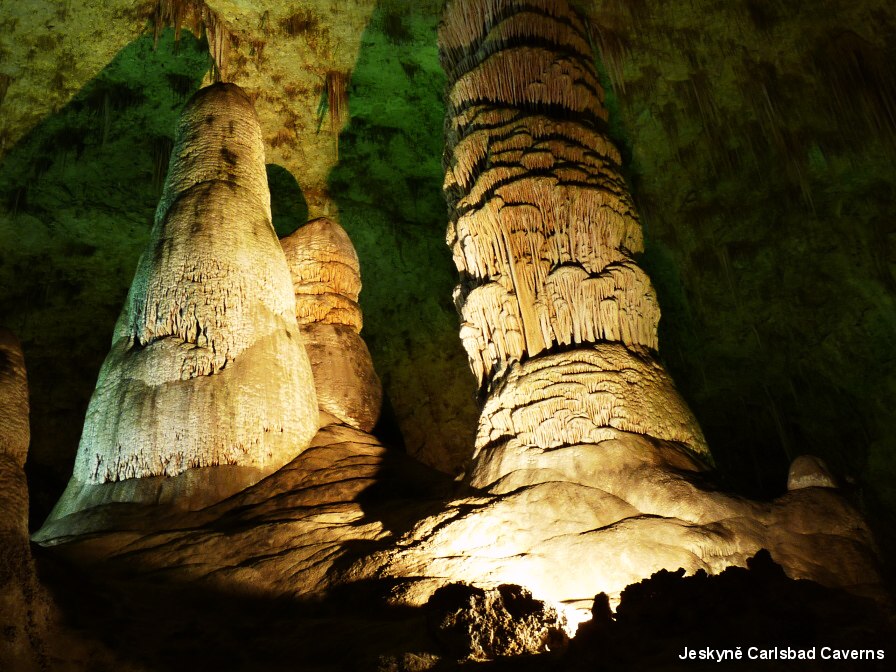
[
  {"xmin": 44, "ymin": 83, "xmax": 318, "ymax": 520},
  {"xmin": 427, "ymin": 583, "xmax": 568, "ymax": 660},
  {"xmin": 788, "ymin": 454, "xmax": 838, "ymax": 490},
  {"xmin": 21, "ymin": 3, "xmax": 887, "ymax": 665},
  {"xmin": 0, "ymin": 329, "xmax": 52, "ymax": 672},
  {"xmin": 281, "ymin": 217, "xmax": 364, "ymax": 331},
  {"xmin": 362, "ymin": 0, "xmax": 882, "ymax": 623},
  {"xmin": 441, "ymin": 0, "xmax": 708, "ymax": 472},
  {"xmin": 0, "ymin": 328, "xmax": 29, "ymax": 536},
  {"xmin": 281, "ymin": 217, "xmax": 382, "ymax": 431}
]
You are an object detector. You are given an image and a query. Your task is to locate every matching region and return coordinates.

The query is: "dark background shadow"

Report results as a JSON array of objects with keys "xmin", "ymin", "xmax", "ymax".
[{"xmin": 268, "ymin": 163, "xmax": 307, "ymax": 237}]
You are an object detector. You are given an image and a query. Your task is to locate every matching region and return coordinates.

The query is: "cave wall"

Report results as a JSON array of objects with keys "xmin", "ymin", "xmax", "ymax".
[{"xmin": 0, "ymin": 0, "xmax": 894, "ymax": 559}]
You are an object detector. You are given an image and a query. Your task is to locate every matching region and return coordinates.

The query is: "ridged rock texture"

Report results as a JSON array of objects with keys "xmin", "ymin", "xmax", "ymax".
[
  {"xmin": 23, "ymin": 2, "xmax": 887, "ymax": 664},
  {"xmin": 41, "ymin": 83, "xmax": 318, "ymax": 523},
  {"xmin": 371, "ymin": 0, "xmax": 882, "ymax": 619},
  {"xmin": 440, "ymin": 0, "xmax": 709, "ymax": 481},
  {"xmin": 280, "ymin": 217, "xmax": 382, "ymax": 431}
]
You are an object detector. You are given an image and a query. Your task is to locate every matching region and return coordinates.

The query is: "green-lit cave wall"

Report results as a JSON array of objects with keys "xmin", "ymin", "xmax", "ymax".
[{"xmin": 1, "ymin": 0, "xmax": 894, "ymax": 566}]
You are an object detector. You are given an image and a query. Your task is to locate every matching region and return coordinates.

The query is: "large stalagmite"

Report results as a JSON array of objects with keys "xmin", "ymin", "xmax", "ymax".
[
  {"xmin": 441, "ymin": 0, "xmax": 709, "ymax": 483},
  {"xmin": 371, "ymin": 0, "xmax": 881, "ymax": 619},
  {"xmin": 26, "ymin": 2, "xmax": 885, "ymax": 660},
  {"xmin": 43, "ymin": 84, "xmax": 318, "ymax": 521}
]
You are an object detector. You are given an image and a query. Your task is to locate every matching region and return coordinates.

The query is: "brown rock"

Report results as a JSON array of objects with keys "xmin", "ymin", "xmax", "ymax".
[
  {"xmin": 281, "ymin": 216, "xmax": 363, "ymax": 332},
  {"xmin": 788, "ymin": 454, "xmax": 838, "ymax": 490},
  {"xmin": 301, "ymin": 322, "xmax": 382, "ymax": 432},
  {"xmin": 0, "ymin": 328, "xmax": 29, "ymax": 536},
  {"xmin": 281, "ymin": 217, "xmax": 382, "ymax": 430},
  {"xmin": 427, "ymin": 583, "xmax": 568, "ymax": 660}
]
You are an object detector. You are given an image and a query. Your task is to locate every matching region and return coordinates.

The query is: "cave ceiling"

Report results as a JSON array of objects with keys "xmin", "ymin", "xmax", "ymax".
[{"xmin": 0, "ymin": 0, "xmax": 894, "ymax": 555}]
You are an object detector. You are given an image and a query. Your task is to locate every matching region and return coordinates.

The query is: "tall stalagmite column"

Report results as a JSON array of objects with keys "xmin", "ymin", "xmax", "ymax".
[
  {"xmin": 440, "ymin": 0, "xmax": 709, "ymax": 488},
  {"xmin": 44, "ymin": 84, "xmax": 318, "ymax": 521}
]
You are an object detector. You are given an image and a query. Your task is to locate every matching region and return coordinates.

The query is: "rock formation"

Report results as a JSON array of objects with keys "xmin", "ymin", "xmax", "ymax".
[
  {"xmin": 0, "ymin": 329, "xmax": 112, "ymax": 671},
  {"xmin": 369, "ymin": 0, "xmax": 882, "ymax": 621},
  {"xmin": 441, "ymin": 0, "xmax": 709, "ymax": 484},
  {"xmin": 0, "ymin": 328, "xmax": 29, "ymax": 537},
  {"xmin": 24, "ymin": 3, "xmax": 887, "ymax": 666},
  {"xmin": 427, "ymin": 583, "xmax": 568, "ymax": 660},
  {"xmin": 42, "ymin": 83, "xmax": 318, "ymax": 524},
  {"xmin": 280, "ymin": 217, "xmax": 382, "ymax": 431},
  {"xmin": 0, "ymin": 329, "xmax": 46, "ymax": 671}
]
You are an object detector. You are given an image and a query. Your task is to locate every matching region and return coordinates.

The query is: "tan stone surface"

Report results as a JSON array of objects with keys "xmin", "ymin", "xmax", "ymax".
[
  {"xmin": 788, "ymin": 454, "xmax": 838, "ymax": 490},
  {"xmin": 281, "ymin": 217, "xmax": 363, "ymax": 331},
  {"xmin": 301, "ymin": 322, "xmax": 382, "ymax": 432},
  {"xmin": 470, "ymin": 345, "xmax": 709, "ymax": 488},
  {"xmin": 441, "ymin": 3, "xmax": 657, "ymax": 393},
  {"xmin": 281, "ymin": 216, "xmax": 382, "ymax": 431},
  {"xmin": 18, "ymin": 3, "xmax": 888, "ymax": 660},
  {"xmin": 33, "ymin": 429, "xmax": 881, "ymax": 631},
  {"xmin": 60, "ymin": 84, "xmax": 317, "ymax": 502},
  {"xmin": 375, "ymin": 434, "xmax": 880, "ymax": 625},
  {"xmin": 35, "ymin": 424, "xmax": 395, "ymax": 596}
]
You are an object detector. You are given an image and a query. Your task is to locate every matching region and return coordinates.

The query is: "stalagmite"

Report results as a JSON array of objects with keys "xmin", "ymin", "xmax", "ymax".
[
  {"xmin": 787, "ymin": 454, "xmax": 837, "ymax": 490},
  {"xmin": 441, "ymin": 0, "xmax": 709, "ymax": 477},
  {"xmin": 280, "ymin": 217, "xmax": 382, "ymax": 432},
  {"xmin": 42, "ymin": 83, "xmax": 318, "ymax": 521},
  {"xmin": 364, "ymin": 0, "xmax": 882, "ymax": 622},
  {"xmin": 0, "ymin": 328, "xmax": 47, "ymax": 672},
  {"xmin": 22, "ymin": 3, "xmax": 885, "ymax": 659},
  {"xmin": 281, "ymin": 217, "xmax": 364, "ymax": 331},
  {"xmin": 0, "ymin": 328, "xmax": 29, "ymax": 537}
]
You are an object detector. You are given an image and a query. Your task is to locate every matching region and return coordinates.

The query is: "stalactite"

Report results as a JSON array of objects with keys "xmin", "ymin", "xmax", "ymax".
[
  {"xmin": 590, "ymin": 25, "xmax": 630, "ymax": 93},
  {"xmin": 152, "ymin": 0, "xmax": 233, "ymax": 81},
  {"xmin": 325, "ymin": 71, "xmax": 350, "ymax": 131}
]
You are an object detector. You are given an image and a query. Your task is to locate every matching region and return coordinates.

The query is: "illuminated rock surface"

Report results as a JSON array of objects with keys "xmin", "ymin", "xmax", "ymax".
[
  {"xmin": 41, "ymin": 83, "xmax": 318, "ymax": 523},
  {"xmin": 34, "ymin": 0, "xmax": 882, "ymax": 628},
  {"xmin": 5, "ymin": 0, "xmax": 893, "ymax": 669},
  {"xmin": 441, "ymin": 0, "xmax": 707, "ymax": 472},
  {"xmin": 370, "ymin": 0, "xmax": 882, "ymax": 619},
  {"xmin": 281, "ymin": 217, "xmax": 382, "ymax": 431}
]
